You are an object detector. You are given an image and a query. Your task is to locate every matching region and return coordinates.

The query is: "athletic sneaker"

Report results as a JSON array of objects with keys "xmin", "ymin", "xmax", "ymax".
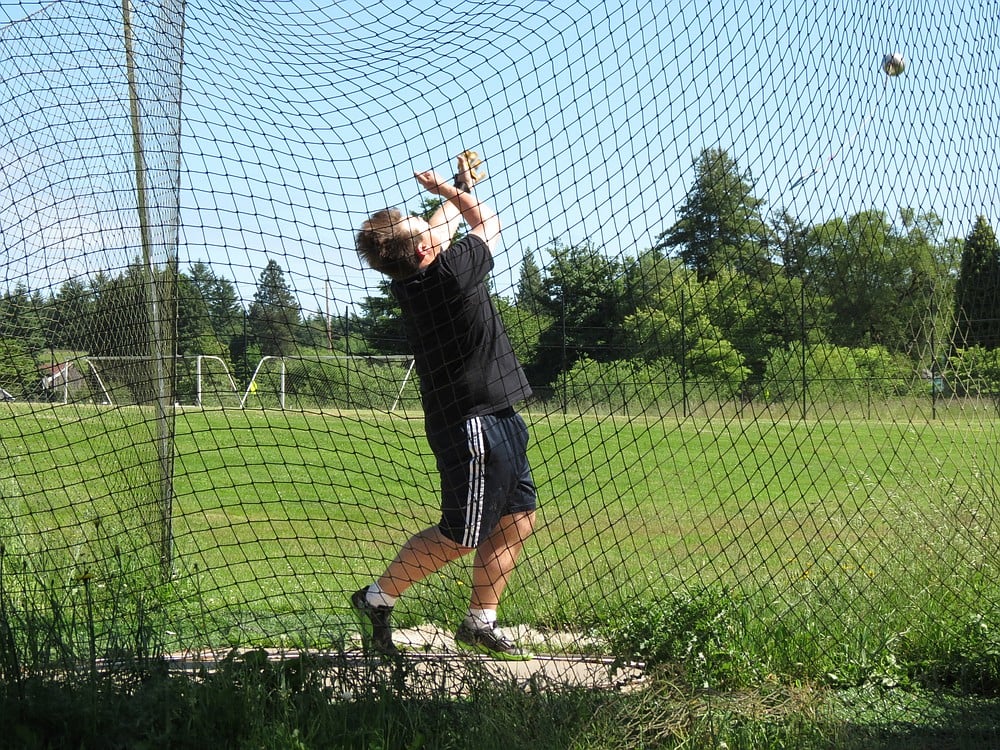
[
  {"xmin": 350, "ymin": 587, "xmax": 399, "ymax": 656},
  {"xmin": 454, "ymin": 622, "xmax": 533, "ymax": 661}
]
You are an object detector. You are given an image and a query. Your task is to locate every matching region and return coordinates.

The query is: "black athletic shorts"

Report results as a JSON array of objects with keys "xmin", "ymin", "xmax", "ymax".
[{"xmin": 425, "ymin": 408, "xmax": 537, "ymax": 548}]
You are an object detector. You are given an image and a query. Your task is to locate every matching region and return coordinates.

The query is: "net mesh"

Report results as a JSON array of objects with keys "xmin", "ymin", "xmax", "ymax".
[{"xmin": 2, "ymin": 0, "xmax": 999, "ymax": 703}]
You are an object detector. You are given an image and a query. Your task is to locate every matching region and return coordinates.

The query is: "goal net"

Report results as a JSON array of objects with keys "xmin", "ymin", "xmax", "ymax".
[{"xmin": 2, "ymin": 0, "xmax": 1000, "ymax": 713}]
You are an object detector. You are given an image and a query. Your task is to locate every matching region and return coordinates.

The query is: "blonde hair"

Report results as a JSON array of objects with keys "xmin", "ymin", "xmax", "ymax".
[{"xmin": 356, "ymin": 208, "xmax": 424, "ymax": 280}]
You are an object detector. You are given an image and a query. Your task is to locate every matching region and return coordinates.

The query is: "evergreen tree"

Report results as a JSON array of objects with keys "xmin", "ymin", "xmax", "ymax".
[
  {"xmin": 515, "ymin": 251, "xmax": 546, "ymax": 313},
  {"xmin": 953, "ymin": 215, "xmax": 1000, "ymax": 349},
  {"xmin": 359, "ymin": 281, "xmax": 408, "ymax": 355},
  {"xmin": 0, "ymin": 338, "xmax": 38, "ymax": 397},
  {"xmin": 87, "ymin": 265, "xmax": 149, "ymax": 357},
  {"xmin": 657, "ymin": 147, "xmax": 771, "ymax": 282},
  {"xmin": 175, "ymin": 272, "xmax": 222, "ymax": 355},
  {"xmin": 0, "ymin": 284, "xmax": 45, "ymax": 353},
  {"xmin": 187, "ymin": 261, "xmax": 244, "ymax": 344},
  {"xmin": 82, "ymin": 263, "xmax": 165, "ymax": 404},
  {"xmin": 44, "ymin": 278, "xmax": 95, "ymax": 351},
  {"xmin": 248, "ymin": 259, "xmax": 302, "ymax": 356}
]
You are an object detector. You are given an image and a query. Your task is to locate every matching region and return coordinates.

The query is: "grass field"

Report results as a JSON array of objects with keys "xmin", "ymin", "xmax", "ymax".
[{"xmin": 1, "ymin": 400, "xmax": 999, "ymax": 747}]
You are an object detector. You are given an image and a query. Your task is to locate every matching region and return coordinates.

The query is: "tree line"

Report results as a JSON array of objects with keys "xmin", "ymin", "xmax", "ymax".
[{"xmin": 1, "ymin": 147, "xmax": 999, "ymax": 406}]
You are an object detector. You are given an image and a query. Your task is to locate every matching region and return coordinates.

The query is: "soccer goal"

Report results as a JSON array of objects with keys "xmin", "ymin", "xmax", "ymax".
[
  {"xmin": 239, "ymin": 355, "xmax": 418, "ymax": 411},
  {"xmin": 184, "ymin": 355, "xmax": 241, "ymax": 407}
]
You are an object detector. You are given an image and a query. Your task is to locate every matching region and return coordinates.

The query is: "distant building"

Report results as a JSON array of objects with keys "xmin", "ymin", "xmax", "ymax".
[{"xmin": 38, "ymin": 361, "xmax": 87, "ymax": 401}]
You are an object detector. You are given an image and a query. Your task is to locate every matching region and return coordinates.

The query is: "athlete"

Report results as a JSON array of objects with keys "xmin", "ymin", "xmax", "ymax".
[{"xmin": 352, "ymin": 150, "xmax": 536, "ymax": 660}]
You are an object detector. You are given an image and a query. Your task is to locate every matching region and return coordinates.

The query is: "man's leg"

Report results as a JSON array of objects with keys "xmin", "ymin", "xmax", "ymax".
[
  {"xmin": 454, "ymin": 510, "xmax": 536, "ymax": 660},
  {"xmin": 353, "ymin": 525, "xmax": 469, "ymax": 655},
  {"xmin": 377, "ymin": 525, "xmax": 469, "ymax": 597},
  {"xmin": 470, "ymin": 510, "xmax": 536, "ymax": 610}
]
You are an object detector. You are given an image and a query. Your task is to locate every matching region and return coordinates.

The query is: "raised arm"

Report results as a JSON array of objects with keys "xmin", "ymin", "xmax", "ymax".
[{"xmin": 415, "ymin": 151, "xmax": 501, "ymax": 253}]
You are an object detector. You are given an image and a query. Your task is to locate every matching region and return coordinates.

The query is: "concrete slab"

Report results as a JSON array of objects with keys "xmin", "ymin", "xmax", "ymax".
[{"xmin": 163, "ymin": 625, "xmax": 645, "ymax": 696}]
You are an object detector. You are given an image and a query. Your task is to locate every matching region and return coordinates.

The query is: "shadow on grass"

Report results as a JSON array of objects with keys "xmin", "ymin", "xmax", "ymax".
[{"xmin": 825, "ymin": 687, "xmax": 1000, "ymax": 750}]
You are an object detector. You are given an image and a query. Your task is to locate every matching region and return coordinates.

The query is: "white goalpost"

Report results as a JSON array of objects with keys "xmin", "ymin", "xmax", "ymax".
[
  {"xmin": 239, "ymin": 355, "xmax": 417, "ymax": 411},
  {"xmin": 241, "ymin": 355, "xmax": 286, "ymax": 409},
  {"xmin": 193, "ymin": 355, "xmax": 240, "ymax": 407},
  {"xmin": 62, "ymin": 355, "xmax": 417, "ymax": 410}
]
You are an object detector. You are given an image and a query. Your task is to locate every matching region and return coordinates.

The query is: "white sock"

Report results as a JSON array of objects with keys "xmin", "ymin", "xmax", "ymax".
[
  {"xmin": 465, "ymin": 608, "xmax": 497, "ymax": 631},
  {"xmin": 365, "ymin": 583, "xmax": 397, "ymax": 609}
]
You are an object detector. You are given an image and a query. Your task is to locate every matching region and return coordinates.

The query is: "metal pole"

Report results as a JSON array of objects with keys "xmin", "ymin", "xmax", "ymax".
[
  {"xmin": 196, "ymin": 355, "xmax": 202, "ymax": 407},
  {"xmin": 123, "ymin": 0, "xmax": 174, "ymax": 581},
  {"xmin": 325, "ymin": 279, "xmax": 333, "ymax": 351},
  {"xmin": 680, "ymin": 288, "xmax": 688, "ymax": 418},
  {"xmin": 800, "ymin": 282, "xmax": 807, "ymax": 421},
  {"xmin": 280, "ymin": 358, "xmax": 286, "ymax": 409}
]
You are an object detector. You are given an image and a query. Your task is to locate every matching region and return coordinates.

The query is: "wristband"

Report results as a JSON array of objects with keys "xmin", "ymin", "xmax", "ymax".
[{"xmin": 453, "ymin": 175, "xmax": 472, "ymax": 193}]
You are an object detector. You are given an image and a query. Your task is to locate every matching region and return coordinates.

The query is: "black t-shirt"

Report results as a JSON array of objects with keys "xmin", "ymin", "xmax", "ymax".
[{"xmin": 391, "ymin": 234, "xmax": 532, "ymax": 430}]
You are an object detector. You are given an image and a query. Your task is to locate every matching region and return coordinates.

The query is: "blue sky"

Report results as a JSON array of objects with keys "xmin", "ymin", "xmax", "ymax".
[{"xmin": 2, "ymin": 0, "xmax": 997, "ymax": 315}]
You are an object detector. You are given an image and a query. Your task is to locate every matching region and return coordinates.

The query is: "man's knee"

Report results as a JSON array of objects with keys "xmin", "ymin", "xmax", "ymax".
[
  {"xmin": 493, "ymin": 510, "xmax": 536, "ymax": 543},
  {"xmin": 512, "ymin": 510, "xmax": 536, "ymax": 536}
]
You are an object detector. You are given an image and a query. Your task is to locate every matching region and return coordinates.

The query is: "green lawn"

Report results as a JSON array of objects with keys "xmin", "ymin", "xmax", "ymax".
[{"xmin": 1, "ymin": 401, "xmax": 998, "ymax": 670}]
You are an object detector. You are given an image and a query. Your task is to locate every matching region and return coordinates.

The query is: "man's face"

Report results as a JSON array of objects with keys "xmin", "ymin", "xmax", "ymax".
[
  {"xmin": 400, "ymin": 215, "xmax": 444, "ymax": 264},
  {"xmin": 400, "ymin": 215, "xmax": 430, "ymax": 239}
]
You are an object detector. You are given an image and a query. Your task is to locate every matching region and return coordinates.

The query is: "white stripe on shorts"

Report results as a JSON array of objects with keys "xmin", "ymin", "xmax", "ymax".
[{"xmin": 463, "ymin": 416, "xmax": 486, "ymax": 547}]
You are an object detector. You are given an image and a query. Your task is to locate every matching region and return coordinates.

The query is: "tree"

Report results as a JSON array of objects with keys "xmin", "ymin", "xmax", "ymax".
[
  {"xmin": 175, "ymin": 272, "xmax": 222, "ymax": 356},
  {"xmin": 80, "ymin": 263, "xmax": 172, "ymax": 404},
  {"xmin": 496, "ymin": 297, "xmax": 551, "ymax": 373},
  {"xmin": 299, "ymin": 311, "xmax": 336, "ymax": 351},
  {"xmin": 44, "ymin": 278, "xmax": 94, "ymax": 351},
  {"xmin": 622, "ymin": 247, "xmax": 679, "ymax": 313},
  {"xmin": 87, "ymin": 265, "xmax": 149, "ymax": 357},
  {"xmin": 0, "ymin": 284, "xmax": 45, "ymax": 353},
  {"xmin": 953, "ymin": 215, "xmax": 1000, "ymax": 350},
  {"xmin": 890, "ymin": 210, "xmax": 955, "ymax": 361},
  {"xmin": 657, "ymin": 148, "xmax": 771, "ymax": 282},
  {"xmin": 187, "ymin": 261, "xmax": 243, "ymax": 345},
  {"xmin": 359, "ymin": 281, "xmax": 409, "ymax": 355},
  {"xmin": 770, "ymin": 210, "xmax": 812, "ymax": 280},
  {"xmin": 247, "ymin": 259, "xmax": 302, "ymax": 356},
  {"xmin": 515, "ymin": 251, "xmax": 546, "ymax": 313},
  {"xmin": 622, "ymin": 268, "xmax": 748, "ymax": 393},
  {"xmin": 530, "ymin": 240, "xmax": 626, "ymax": 387},
  {"xmin": 807, "ymin": 210, "xmax": 953, "ymax": 353},
  {"xmin": 622, "ymin": 260, "xmax": 701, "ymax": 362},
  {"xmin": 0, "ymin": 338, "xmax": 38, "ymax": 397},
  {"xmin": 805, "ymin": 211, "xmax": 890, "ymax": 349},
  {"xmin": 704, "ymin": 268, "xmax": 821, "ymax": 387}
]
